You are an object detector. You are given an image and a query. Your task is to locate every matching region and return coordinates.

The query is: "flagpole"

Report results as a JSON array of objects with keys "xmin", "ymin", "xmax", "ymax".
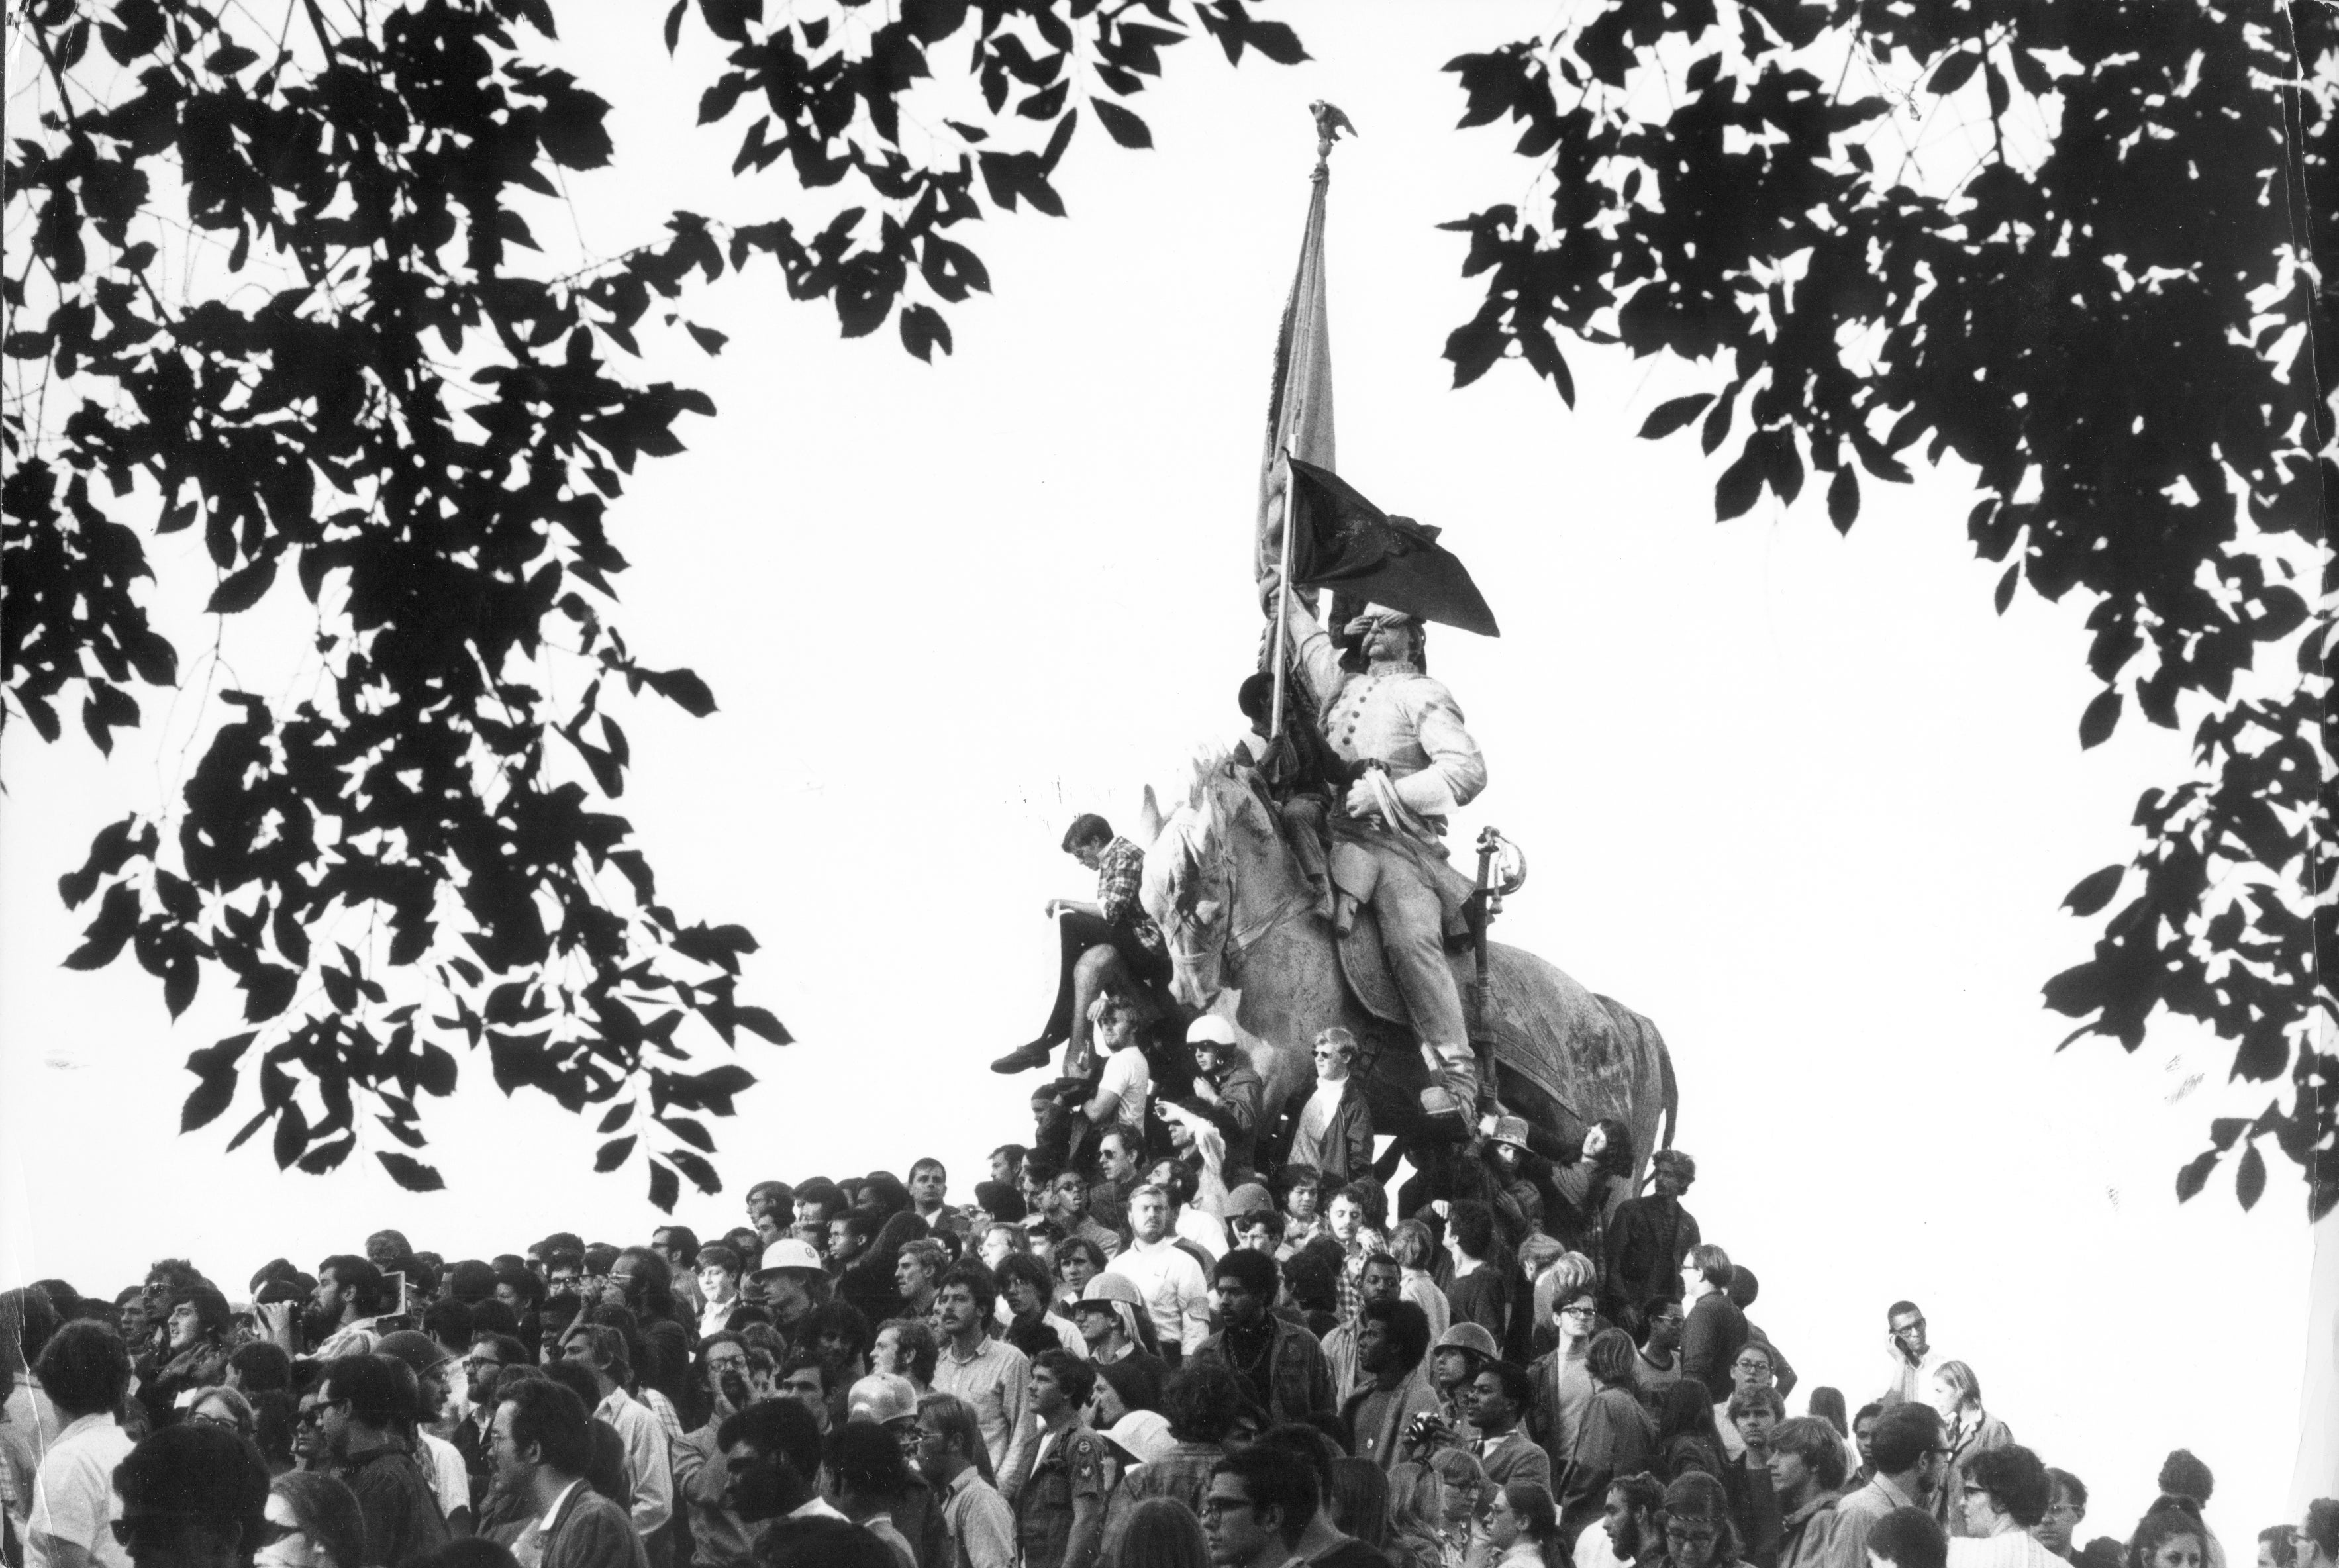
[{"xmin": 1269, "ymin": 440, "xmax": 1297, "ymax": 736}]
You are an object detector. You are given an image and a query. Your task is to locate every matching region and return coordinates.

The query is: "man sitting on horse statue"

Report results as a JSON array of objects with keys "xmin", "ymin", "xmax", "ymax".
[
  {"xmin": 1273, "ymin": 586, "xmax": 1489, "ymax": 1130},
  {"xmin": 994, "ymin": 813, "xmax": 1177, "ymax": 1078}
]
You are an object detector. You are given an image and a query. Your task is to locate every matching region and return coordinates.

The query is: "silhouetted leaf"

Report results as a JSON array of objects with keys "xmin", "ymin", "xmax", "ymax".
[
  {"xmin": 378, "ymin": 1152, "xmax": 447, "ymax": 1192},
  {"xmin": 1638, "ymin": 394, "xmax": 1713, "ymax": 440},
  {"xmin": 2062, "ymin": 865, "xmax": 2124, "ymax": 918},
  {"xmin": 206, "ymin": 557, "xmax": 277, "ymax": 614},
  {"xmin": 595, "ymin": 1135, "xmax": 637, "ymax": 1172},
  {"xmin": 2078, "ymin": 689, "xmax": 2122, "ymax": 749},
  {"xmin": 1093, "ymin": 99, "xmax": 1152, "ymax": 148}
]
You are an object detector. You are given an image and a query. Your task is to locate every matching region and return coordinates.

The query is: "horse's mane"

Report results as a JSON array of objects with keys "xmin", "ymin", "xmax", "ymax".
[{"xmin": 1177, "ymin": 740, "xmax": 1244, "ymax": 812}]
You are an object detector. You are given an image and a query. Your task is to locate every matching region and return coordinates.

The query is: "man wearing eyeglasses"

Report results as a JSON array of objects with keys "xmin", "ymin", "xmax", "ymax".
[
  {"xmin": 454, "ymin": 1334, "xmax": 521, "ymax": 1513},
  {"xmin": 1200, "ymin": 1447, "xmax": 1318, "ymax": 1568},
  {"xmin": 24, "ymin": 1322, "xmax": 135, "ymax": 1568},
  {"xmin": 1267, "ymin": 1029, "xmax": 1373, "ymax": 1186},
  {"xmin": 1526, "ymin": 1289, "xmax": 1599, "ymax": 1480},
  {"xmin": 315, "ymin": 1355, "xmax": 449, "ymax": 1568},
  {"xmin": 1881, "ymin": 1301, "xmax": 1947, "ymax": 1408}
]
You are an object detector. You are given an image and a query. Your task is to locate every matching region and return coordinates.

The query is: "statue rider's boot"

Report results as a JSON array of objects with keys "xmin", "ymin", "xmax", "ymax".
[
  {"xmin": 1471, "ymin": 1038, "xmax": 1506, "ymax": 1119},
  {"xmin": 1331, "ymin": 889, "xmax": 1358, "ymax": 939},
  {"xmin": 1415, "ymin": 1040, "xmax": 1481, "ymax": 1129},
  {"xmin": 990, "ymin": 1038, "xmax": 1057, "ymax": 1074}
]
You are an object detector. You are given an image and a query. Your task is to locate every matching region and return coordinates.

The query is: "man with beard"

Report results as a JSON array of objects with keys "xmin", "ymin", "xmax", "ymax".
[
  {"xmin": 275, "ymin": 1257, "xmax": 386, "ymax": 1359},
  {"xmin": 931, "ymin": 1267, "xmax": 1036, "ymax": 1502},
  {"xmin": 316, "ymin": 1354, "xmax": 449, "ymax": 1567},
  {"xmin": 1603, "ymin": 1473, "xmax": 1668, "ymax": 1568},
  {"xmin": 1114, "ymin": 1187, "xmax": 1211, "ymax": 1364},
  {"xmin": 1192, "ymin": 1251, "xmax": 1334, "ymax": 1430},
  {"xmin": 495, "ymin": 1379, "xmax": 647, "ymax": 1568},
  {"xmin": 455, "ymin": 1334, "xmax": 526, "ymax": 1510},
  {"xmin": 1599, "ymin": 1151, "xmax": 1701, "ymax": 1334}
]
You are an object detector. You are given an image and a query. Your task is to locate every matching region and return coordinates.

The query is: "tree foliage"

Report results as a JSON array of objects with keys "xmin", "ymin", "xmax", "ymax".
[
  {"xmin": 1440, "ymin": 0, "xmax": 2334, "ymax": 1215},
  {"xmin": 2, "ymin": 0, "xmax": 1297, "ymax": 1204}
]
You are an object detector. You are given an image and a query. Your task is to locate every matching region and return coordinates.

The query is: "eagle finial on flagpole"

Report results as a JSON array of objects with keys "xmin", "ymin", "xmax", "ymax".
[{"xmin": 1309, "ymin": 100, "xmax": 1355, "ymax": 177}]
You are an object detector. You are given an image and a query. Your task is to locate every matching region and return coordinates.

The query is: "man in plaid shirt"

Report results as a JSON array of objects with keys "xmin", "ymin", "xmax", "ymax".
[{"xmin": 993, "ymin": 814, "xmax": 1173, "ymax": 1077}]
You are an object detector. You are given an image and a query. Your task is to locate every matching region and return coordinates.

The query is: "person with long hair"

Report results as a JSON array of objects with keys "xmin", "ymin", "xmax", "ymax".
[
  {"xmin": 1109, "ymin": 1496, "xmax": 1211, "ymax": 1568},
  {"xmin": 149, "ymin": 1285, "xmax": 236, "ymax": 1424},
  {"xmin": 1385, "ymin": 1462, "xmax": 1452, "ymax": 1568},
  {"xmin": 2129, "ymin": 1504, "xmax": 2211, "ymax": 1568},
  {"xmin": 1330, "ymin": 1458, "xmax": 1392, "ymax": 1551},
  {"xmin": 184, "ymin": 1386, "xmax": 256, "ymax": 1441},
  {"xmin": 1389, "ymin": 1223, "xmax": 1452, "ymax": 1346},
  {"xmin": 1654, "ymin": 1379, "xmax": 1724, "ymax": 1483},
  {"xmin": 1929, "ymin": 1362, "xmax": 2013, "ymax": 1538},
  {"xmin": 1476, "ymin": 1481, "xmax": 1567, "ymax": 1567},
  {"xmin": 260, "ymin": 1470, "xmax": 369, "ymax": 1568}
]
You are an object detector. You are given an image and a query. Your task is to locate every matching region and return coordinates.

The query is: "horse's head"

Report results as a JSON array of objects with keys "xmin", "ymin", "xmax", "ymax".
[{"xmin": 1141, "ymin": 752, "xmax": 1311, "ymax": 1011}]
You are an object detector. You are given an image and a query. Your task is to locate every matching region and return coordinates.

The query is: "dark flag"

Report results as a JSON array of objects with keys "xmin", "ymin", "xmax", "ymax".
[{"xmin": 1285, "ymin": 458, "xmax": 1500, "ymax": 638}]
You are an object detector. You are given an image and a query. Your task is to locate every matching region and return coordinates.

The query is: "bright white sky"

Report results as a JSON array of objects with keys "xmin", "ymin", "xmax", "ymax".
[{"xmin": 0, "ymin": 0, "xmax": 2324, "ymax": 1544}]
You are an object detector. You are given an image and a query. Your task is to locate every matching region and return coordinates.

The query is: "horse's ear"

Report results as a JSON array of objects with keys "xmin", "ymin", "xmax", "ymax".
[{"xmin": 1138, "ymin": 784, "xmax": 1163, "ymax": 846}]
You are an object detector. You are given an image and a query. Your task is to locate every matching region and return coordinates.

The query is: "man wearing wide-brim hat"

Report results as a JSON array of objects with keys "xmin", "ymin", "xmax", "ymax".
[{"xmin": 1273, "ymin": 591, "xmax": 1490, "ymax": 1128}]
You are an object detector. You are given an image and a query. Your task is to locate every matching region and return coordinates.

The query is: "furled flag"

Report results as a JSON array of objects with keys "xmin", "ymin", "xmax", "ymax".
[
  {"xmin": 1285, "ymin": 458, "xmax": 1500, "ymax": 637},
  {"xmin": 1255, "ymin": 160, "xmax": 1335, "ymax": 594}
]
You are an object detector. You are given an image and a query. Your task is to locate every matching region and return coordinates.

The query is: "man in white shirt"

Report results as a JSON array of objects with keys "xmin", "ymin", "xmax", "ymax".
[
  {"xmin": 25, "ymin": 1324, "xmax": 134, "ymax": 1568},
  {"xmin": 1068, "ymin": 994, "xmax": 1152, "ymax": 1167},
  {"xmin": 1881, "ymin": 1300, "xmax": 1946, "ymax": 1408},
  {"xmin": 560, "ymin": 1325, "xmax": 673, "ymax": 1561},
  {"xmin": 285, "ymin": 1255, "xmax": 387, "ymax": 1361},
  {"xmin": 1111, "ymin": 1188, "xmax": 1211, "ymax": 1361}
]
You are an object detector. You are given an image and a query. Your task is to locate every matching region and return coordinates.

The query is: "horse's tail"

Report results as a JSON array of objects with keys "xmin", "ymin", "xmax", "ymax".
[{"xmin": 1658, "ymin": 1026, "xmax": 1679, "ymax": 1150}]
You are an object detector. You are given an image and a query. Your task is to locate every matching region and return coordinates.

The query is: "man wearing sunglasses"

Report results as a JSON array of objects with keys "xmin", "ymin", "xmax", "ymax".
[
  {"xmin": 107, "ymin": 1425, "xmax": 270, "ymax": 1568},
  {"xmin": 1266, "ymin": 1029, "xmax": 1373, "ymax": 1187},
  {"xmin": 314, "ymin": 1356, "xmax": 448, "ymax": 1568},
  {"xmin": 25, "ymin": 1322, "xmax": 136, "ymax": 1568}
]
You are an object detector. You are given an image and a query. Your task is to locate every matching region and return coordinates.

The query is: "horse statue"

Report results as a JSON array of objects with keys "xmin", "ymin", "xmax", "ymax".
[{"xmin": 1141, "ymin": 752, "xmax": 1677, "ymax": 1204}]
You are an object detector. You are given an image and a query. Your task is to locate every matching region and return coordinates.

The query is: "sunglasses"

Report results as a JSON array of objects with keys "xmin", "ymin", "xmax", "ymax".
[{"xmin": 112, "ymin": 1513, "xmax": 209, "ymax": 1546}]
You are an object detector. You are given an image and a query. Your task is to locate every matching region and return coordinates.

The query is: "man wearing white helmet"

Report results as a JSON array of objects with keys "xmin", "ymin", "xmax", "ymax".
[{"xmin": 1273, "ymin": 591, "xmax": 1489, "ymax": 1126}]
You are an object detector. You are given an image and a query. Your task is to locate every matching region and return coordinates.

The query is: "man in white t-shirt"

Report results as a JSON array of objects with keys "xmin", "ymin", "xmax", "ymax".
[
  {"xmin": 25, "ymin": 1323, "xmax": 136, "ymax": 1568},
  {"xmin": 1066, "ymin": 993, "xmax": 1151, "ymax": 1167}
]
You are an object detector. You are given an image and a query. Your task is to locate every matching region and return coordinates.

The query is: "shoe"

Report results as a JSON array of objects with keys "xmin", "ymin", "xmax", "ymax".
[{"xmin": 990, "ymin": 1040, "xmax": 1056, "ymax": 1074}]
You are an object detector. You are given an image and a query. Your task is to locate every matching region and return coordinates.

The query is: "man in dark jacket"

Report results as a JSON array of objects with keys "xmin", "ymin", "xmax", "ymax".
[
  {"xmin": 1191, "ymin": 1251, "xmax": 1336, "ymax": 1428},
  {"xmin": 495, "ymin": 1379, "xmax": 649, "ymax": 1568},
  {"xmin": 1677, "ymin": 1246, "xmax": 1750, "ymax": 1403},
  {"xmin": 1260, "ymin": 1029, "xmax": 1373, "ymax": 1185},
  {"xmin": 1600, "ymin": 1150, "xmax": 1702, "ymax": 1333},
  {"xmin": 1175, "ymin": 1018, "xmax": 1266, "ymax": 1181},
  {"xmin": 319, "ymin": 1354, "xmax": 450, "ymax": 1568}
]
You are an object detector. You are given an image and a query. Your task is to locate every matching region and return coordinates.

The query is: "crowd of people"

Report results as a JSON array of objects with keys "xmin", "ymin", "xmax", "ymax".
[{"xmin": 0, "ymin": 1022, "xmax": 2326, "ymax": 1568}]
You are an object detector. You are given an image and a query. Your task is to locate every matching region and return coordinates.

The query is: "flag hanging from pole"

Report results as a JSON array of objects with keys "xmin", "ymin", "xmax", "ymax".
[{"xmin": 1285, "ymin": 458, "xmax": 1500, "ymax": 637}]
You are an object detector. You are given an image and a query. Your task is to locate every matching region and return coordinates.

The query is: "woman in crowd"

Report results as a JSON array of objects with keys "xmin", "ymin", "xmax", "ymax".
[
  {"xmin": 2130, "ymin": 1502, "xmax": 2213, "ymax": 1568},
  {"xmin": 1655, "ymin": 1379, "xmax": 1724, "ymax": 1482},
  {"xmin": 1475, "ymin": 1481, "xmax": 1568, "ymax": 1567},
  {"xmin": 1114, "ymin": 1496, "xmax": 1212, "ymax": 1568},
  {"xmin": 260, "ymin": 1470, "xmax": 368, "ymax": 1568},
  {"xmin": 1390, "ymin": 1222, "xmax": 1452, "ymax": 1344},
  {"xmin": 1932, "ymin": 1361, "xmax": 2015, "ymax": 1536},
  {"xmin": 185, "ymin": 1384, "xmax": 256, "ymax": 1440},
  {"xmin": 1946, "ymin": 1446, "xmax": 2061, "ymax": 1568}
]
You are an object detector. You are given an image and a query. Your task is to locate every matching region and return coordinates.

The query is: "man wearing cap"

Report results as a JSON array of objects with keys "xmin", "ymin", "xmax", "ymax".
[
  {"xmin": 1173, "ymin": 1016, "xmax": 1266, "ymax": 1180},
  {"xmin": 1427, "ymin": 1321, "xmax": 1497, "ymax": 1442},
  {"xmin": 751, "ymin": 1241, "xmax": 830, "ymax": 1342},
  {"xmin": 845, "ymin": 1375, "xmax": 951, "ymax": 1568},
  {"xmin": 1273, "ymin": 585, "xmax": 1491, "ymax": 1127},
  {"xmin": 1191, "ymin": 1251, "xmax": 1334, "ymax": 1428},
  {"xmin": 1070, "ymin": 1275, "xmax": 1169, "ymax": 1414}
]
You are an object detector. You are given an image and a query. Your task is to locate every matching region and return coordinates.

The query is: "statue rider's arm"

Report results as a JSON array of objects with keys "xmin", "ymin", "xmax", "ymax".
[
  {"xmin": 1393, "ymin": 683, "xmax": 1487, "ymax": 815},
  {"xmin": 1269, "ymin": 581, "xmax": 1346, "ymax": 712}
]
